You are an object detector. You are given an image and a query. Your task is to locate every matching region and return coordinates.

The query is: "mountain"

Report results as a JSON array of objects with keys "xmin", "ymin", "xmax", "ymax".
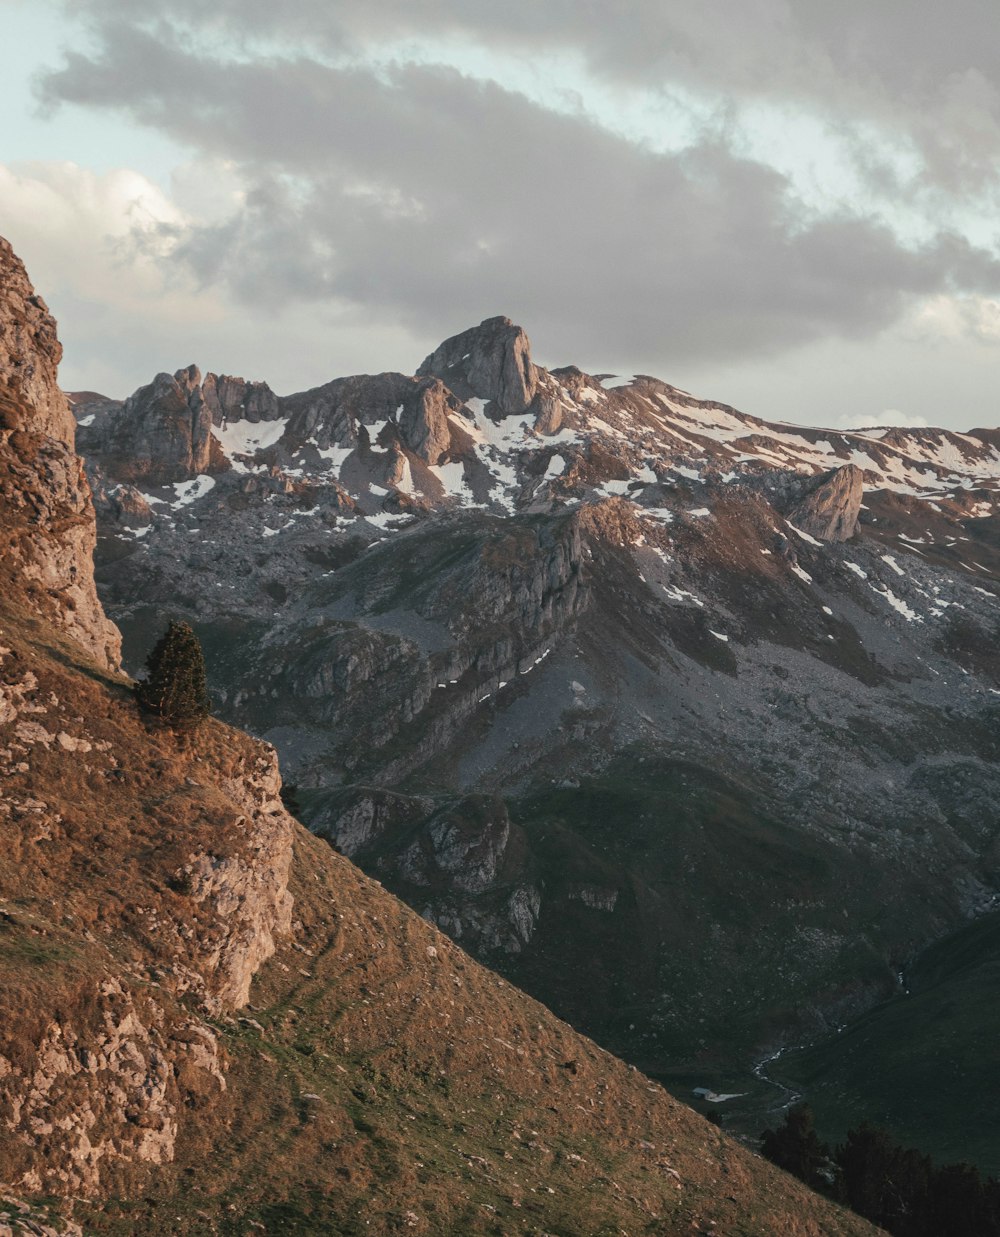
[
  {"xmin": 74, "ymin": 298, "xmax": 1000, "ymax": 1158},
  {"xmin": 0, "ymin": 238, "xmax": 881, "ymax": 1232}
]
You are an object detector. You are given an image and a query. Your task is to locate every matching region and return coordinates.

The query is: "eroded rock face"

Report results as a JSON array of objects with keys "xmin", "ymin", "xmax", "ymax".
[
  {"xmin": 0, "ymin": 238, "xmax": 69, "ymax": 442},
  {"xmin": 0, "ymin": 239, "xmax": 120, "ymax": 669},
  {"xmin": 184, "ymin": 745, "xmax": 295, "ymax": 1010},
  {"xmin": 789, "ymin": 463, "xmax": 863, "ymax": 542},
  {"xmin": 201, "ymin": 372, "xmax": 279, "ymax": 427},
  {"xmin": 282, "ymin": 372, "xmax": 414, "ymax": 449},
  {"xmin": 93, "ymin": 366, "xmax": 219, "ymax": 485},
  {"xmin": 398, "ymin": 377, "xmax": 459, "ymax": 465},
  {"xmin": 0, "ymin": 980, "xmax": 226, "ymax": 1197},
  {"xmin": 418, "ymin": 316, "xmax": 538, "ymax": 414},
  {"xmin": 399, "ymin": 797, "xmax": 511, "ymax": 895}
]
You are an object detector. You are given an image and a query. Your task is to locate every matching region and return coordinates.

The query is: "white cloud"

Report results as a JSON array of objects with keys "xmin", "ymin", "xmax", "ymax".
[
  {"xmin": 906, "ymin": 294, "xmax": 1000, "ymax": 345},
  {"xmin": 838, "ymin": 408, "xmax": 929, "ymax": 430},
  {"xmin": 0, "ymin": 159, "xmax": 424, "ymax": 396}
]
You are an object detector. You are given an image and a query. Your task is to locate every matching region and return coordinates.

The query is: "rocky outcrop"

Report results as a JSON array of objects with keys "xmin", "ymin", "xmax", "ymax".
[
  {"xmin": 0, "ymin": 239, "xmax": 69, "ymax": 442},
  {"xmin": 0, "ymin": 982, "xmax": 226, "ymax": 1196},
  {"xmin": 399, "ymin": 797, "xmax": 511, "ymax": 894},
  {"xmin": 418, "ymin": 316, "xmax": 538, "ymax": 414},
  {"xmin": 0, "ymin": 239, "xmax": 120, "ymax": 669},
  {"xmin": 398, "ymin": 377, "xmax": 459, "ymax": 465},
  {"xmin": 78, "ymin": 369, "xmax": 280, "ymax": 484},
  {"xmin": 0, "ymin": 1198, "xmax": 82, "ymax": 1235},
  {"xmin": 201, "ymin": 372, "xmax": 279, "ymax": 427},
  {"xmin": 89, "ymin": 365, "xmax": 220, "ymax": 485},
  {"xmin": 281, "ymin": 372, "xmax": 414, "ymax": 449},
  {"xmin": 532, "ymin": 392, "xmax": 563, "ymax": 435},
  {"xmin": 789, "ymin": 463, "xmax": 863, "ymax": 542},
  {"xmin": 184, "ymin": 746, "xmax": 295, "ymax": 1010}
]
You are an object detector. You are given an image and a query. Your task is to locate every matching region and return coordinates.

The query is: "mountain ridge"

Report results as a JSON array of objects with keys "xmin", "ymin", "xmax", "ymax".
[{"xmin": 70, "ymin": 295, "xmax": 1000, "ymax": 1170}]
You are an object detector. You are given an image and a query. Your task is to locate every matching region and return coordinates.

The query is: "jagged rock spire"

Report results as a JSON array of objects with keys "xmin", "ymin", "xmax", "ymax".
[
  {"xmin": 789, "ymin": 463, "xmax": 863, "ymax": 542},
  {"xmin": 418, "ymin": 315, "xmax": 538, "ymax": 414}
]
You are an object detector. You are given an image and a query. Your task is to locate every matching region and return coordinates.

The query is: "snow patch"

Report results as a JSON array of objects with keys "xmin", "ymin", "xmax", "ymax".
[
  {"xmin": 216, "ymin": 417, "xmax": 288, "ymax": 457},
  {"xmin": 788, "ymin": 522, "xmax": 823, "ymax": 547},
  {"xmin": 171, "ymin": 475, "xmax": 216, "ymax": 509},
  {"xmin": 871, "ymin": 585, "xmax": 921, "ymax": 622}
]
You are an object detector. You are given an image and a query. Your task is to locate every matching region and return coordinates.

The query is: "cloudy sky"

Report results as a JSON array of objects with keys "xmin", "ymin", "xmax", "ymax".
[{"xmin": 3, "ymin": 0, "xmax": 1000, "ymax": 430}]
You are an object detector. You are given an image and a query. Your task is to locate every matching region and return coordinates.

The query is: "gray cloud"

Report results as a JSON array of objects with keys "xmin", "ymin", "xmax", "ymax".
[
  {"xmin": 32, "ymin": 3, "xmax": 1000, "ymax": 387},
  {"xmin": 55, "ymin": 0, "xmax": 1000, "ymax": 194}
]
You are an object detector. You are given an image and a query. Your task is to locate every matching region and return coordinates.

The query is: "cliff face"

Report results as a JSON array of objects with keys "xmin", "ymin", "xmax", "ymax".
[
  {"xmin": 0, "ymin": 239, "xmax": 69, "ymax": 441},
  {"xmin": 0, "ymin": 241, "xmax": 119, "ymax": 670},
  {"xmin": 789, "ymin": 463, "xmax": 863, "ymax": 541}
]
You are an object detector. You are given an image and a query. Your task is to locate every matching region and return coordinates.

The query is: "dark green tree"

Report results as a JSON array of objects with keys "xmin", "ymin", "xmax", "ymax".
[
  {"xmin": 136, "ymin": 620, "xmax": 210, "ymax": 728},
  {"xmin": 760, "ymin": 1104, "xmax": 831, "ymax": 1191},
  {"xmin": 835, "ymin": 1121, "xmax": 931, "ymax": 1235}
]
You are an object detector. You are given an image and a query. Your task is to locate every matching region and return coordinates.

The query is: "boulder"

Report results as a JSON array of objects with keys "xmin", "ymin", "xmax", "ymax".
[{"xmin": 111, "ymin": 484, "xmax": 153, "ymax": 526}]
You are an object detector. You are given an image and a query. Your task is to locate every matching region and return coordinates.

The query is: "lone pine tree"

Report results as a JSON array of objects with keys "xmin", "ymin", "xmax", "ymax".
[{"xmin": 137, "ymin": 620, "xmax": 210, "ymax": 727}]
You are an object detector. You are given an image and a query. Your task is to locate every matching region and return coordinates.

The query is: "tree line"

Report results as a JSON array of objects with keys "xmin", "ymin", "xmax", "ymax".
[{"xmin": 761, "ymin": 1104, "xmax": 1000, "ymax": 1236}]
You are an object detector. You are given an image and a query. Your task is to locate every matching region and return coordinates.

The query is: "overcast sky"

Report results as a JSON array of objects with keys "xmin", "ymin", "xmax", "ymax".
[{"xmin": 3, "ymin": 0, "xmax": 1000, "ymax": 430}]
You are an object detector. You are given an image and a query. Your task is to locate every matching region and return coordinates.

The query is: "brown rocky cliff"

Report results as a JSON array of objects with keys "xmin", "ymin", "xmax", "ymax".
[
  {"xmin": 0, "ymin": 238, "xmax": 293, "ymax": 1197},
  {"xmin": 789, "ymin": 462, "xmax": 863, "ymax": 542},
  {"xmin": 0, "ymin": 237, "xmax": 120, "ymax": 670},
  {"xmin": 0, "ymin": 238, "xmax": 69, "ymax": 442}
]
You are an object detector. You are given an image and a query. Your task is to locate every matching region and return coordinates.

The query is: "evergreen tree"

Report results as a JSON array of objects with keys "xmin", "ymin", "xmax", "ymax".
[
  {"xmin": 136, "ymin": 620, "xmax": 210, "ymax": 727},
  {"xmin": 760, "ymin": 1104, "xmax": 831, "ymax": 1191},
  {"xmin": 835, "ymin": 1121, "xmax": 931, "ymax": 1235}
]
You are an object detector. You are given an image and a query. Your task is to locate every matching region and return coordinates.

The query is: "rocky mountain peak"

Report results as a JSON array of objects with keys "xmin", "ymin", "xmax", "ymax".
[
  {"xmin": 418, "ymin": 314, "xmax": 538, "ymax": 414},
  {"xmin": 94, "ymin": 366, "xmax": 220, "ymax": 484},
  {"xmin": 201, "ymin": 370, "xmax": 280, "ymax": 427},
  {"xmin": 0, "ymin": 237, "xmax": 71, "ymax": 443}
]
